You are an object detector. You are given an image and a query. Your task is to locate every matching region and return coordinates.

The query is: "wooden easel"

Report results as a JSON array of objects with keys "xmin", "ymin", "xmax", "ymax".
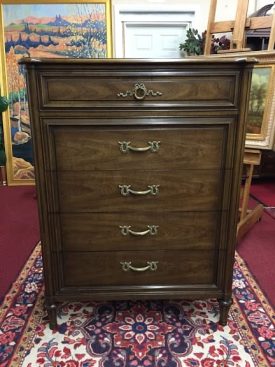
[
  {"xmin": 203, "ymin": 1, "xmax": 272, "ymax": 240},
  {"xmin": 204, "ymin": 0, "xmax": 275, "ymax": 55},
  {"xmin": 237, "ymin": 149, "xmax": 264, "ymax": 242}
]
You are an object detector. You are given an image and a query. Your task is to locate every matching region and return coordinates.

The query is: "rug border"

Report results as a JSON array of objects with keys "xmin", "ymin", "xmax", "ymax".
[
  {"xmin": 234, "ymin": 252, "xmax": 274, "ymax": 367},
  {"xmin": 235, "ymin": 251, "xmax": 274, "ymax": 317},
  {"xmin": 0, "ymin": 242, "xmax": 41, "ymax": 322}
]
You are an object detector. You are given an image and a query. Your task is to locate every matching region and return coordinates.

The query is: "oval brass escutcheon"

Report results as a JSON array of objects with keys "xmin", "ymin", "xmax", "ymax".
[{"xmin": 133, "ymin": 83, "xmax": 147, "ymax": 100}]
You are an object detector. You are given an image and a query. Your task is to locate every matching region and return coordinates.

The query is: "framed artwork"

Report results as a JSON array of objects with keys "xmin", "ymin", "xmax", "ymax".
[
  {"xmin": 245, "ymin": 64, "xmax": 275, "ymax": 150},
  {"xmin": 0, "ymin": 0, "xmax": 112, "ymax": 185},
  {"xmin": 207, "ymin": 50, "xmax": 275, "ymax": 150}
]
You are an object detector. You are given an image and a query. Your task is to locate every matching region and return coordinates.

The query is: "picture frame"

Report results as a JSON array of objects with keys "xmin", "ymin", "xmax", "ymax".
[
  {"xmin": 245, "ymin": 58, "xmax": 275, "ymax": 150},
  {"xmin": 0, "ymin": 0, "xmax": 112, "ymax": 185},
  {"xmin": 246, "ymin": 65, "xmax": 274, "ymax": 140},
  {"xmin": 206, "ymin": 50, "xmax": 275, "ymax": 150}
]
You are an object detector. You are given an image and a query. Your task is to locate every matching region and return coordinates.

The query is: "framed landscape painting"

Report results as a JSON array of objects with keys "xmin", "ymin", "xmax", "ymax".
[
  {"xmin": 245, "ymin": 64, "xmax": 275, "ymax": 150},
  {"xmin": 0, "ymin": 0, "xmax": 112, "ymax": 185}
]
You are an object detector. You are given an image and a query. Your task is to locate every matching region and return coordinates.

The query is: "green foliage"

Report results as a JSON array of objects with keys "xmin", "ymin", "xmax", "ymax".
[
  {"xmin": 179, "ymin": 28, "xmax": 204, "ymax": 56},
  {"xmin": 0, "ymin": 96, "xmax": 9, "ymax": 113}
]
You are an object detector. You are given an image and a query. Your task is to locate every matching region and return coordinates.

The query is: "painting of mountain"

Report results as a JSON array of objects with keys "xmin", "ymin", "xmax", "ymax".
[{"xmin": 1, "ymin": 2, "xmax": 109, "ymax": 182}]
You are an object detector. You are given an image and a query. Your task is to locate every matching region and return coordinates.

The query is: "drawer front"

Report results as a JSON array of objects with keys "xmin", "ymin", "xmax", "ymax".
[
  {"xmin": 62, "ymin": 250, "xmax": 217, "ymax": 287},
  {"xmin": 51, "ymin": 126, "xmax": 229, "ymax": 171},
  {"xmin": 55, "ymin": 170, "xmax": 226, "ymax": 212},
  {"xmin": 58, "ymin": 212, "xmax": 220, "ymax": 251},
  {"xmin": 40, "ymin": 73, "xmax": 238, "ymax": 108}
]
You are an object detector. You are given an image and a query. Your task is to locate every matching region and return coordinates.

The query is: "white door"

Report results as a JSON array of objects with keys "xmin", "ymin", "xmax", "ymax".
[{"xmin": 124, "ymin": 23, "xmax": 188, "ymax": 58}]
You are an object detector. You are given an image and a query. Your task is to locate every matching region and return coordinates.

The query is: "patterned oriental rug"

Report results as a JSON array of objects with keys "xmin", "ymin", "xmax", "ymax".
[{"xmin": 0, "ymin": 244, "xmax": 274, "ymax": 367}]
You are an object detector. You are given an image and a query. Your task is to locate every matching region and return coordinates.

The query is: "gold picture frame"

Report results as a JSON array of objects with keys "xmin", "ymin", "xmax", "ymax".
[
  {"xmin": 0, "ymin": 0, "xmax": 112, "ymax": 185},
  {"xmin": 245, "ymin": 58, "xmax": 275, "ymax": 150},
  {"xmin": 206, "ymin": 50, "xmax": 275, "ymax": 150},
  {"xmin": 246, "ymin": 65, "xmax": 274, "ymax": 139}
]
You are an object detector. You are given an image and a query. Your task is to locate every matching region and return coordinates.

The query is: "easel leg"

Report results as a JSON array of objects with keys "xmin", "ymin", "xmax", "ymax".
[
  {"xmin": 240, "ymin": 164, "xmax": 254, "ymax": 221},
  {"xmin": 238, "ymin": 150, "xmax": 263, "ymax": 241}
]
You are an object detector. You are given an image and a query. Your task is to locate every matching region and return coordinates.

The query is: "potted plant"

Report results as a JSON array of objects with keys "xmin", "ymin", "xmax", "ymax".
[{"xmin": 179, "ymin": 28, "xmax": 204, "ymax": 56}]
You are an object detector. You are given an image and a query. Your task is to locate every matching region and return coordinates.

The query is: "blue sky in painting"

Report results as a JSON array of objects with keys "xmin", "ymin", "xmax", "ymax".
[{"xmin": 3, "ymin": 4, "xmax": 104, "ymax": 26}]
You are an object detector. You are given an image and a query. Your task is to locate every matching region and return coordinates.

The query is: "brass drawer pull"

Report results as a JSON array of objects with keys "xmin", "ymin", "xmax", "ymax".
[
  {"xmin": 117, "ymin": 82, "xmax": 162, "ymax": 100},
  {"xmin": 119, "ymin": 184, "xmax": 160, "ymax": 196},
  {"xmin": 120, "ymin": 261, "xmax": 158, "ymax": 272},
  {"xmin": 120, "ymin": 225, "xmax": 159, "ymax": 236},
  {"xmin": 118, "ymin": 141, "xmax": 160, "ymax": 153}
]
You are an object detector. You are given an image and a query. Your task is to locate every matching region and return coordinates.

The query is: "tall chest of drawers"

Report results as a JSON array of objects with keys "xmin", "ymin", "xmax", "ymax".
[{"xmin": 23, "ymin": 58, "xmax": 254, "ymax": 329}]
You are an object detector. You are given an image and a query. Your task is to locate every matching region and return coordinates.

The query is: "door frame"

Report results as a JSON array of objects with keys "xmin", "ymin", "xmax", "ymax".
[{"xmin": 113, "ymin": 4, "xmax": 200, "ymax": 58}]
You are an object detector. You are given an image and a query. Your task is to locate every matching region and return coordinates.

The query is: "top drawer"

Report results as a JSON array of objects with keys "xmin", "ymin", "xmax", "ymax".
[{"xmin": 38, "ymin": 72, "xmax": 239, "ymax": 109}]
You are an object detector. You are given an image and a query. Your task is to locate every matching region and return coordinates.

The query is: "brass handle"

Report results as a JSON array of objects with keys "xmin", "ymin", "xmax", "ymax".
[
  {"xmin": 119, "ymin": 184, "xmax": 160, "ymax": 196},
  {"xmin": 120, "ymin": 261, "xmax": 158, "ymax": 272},
  {"xmin": 120, "ymin": 225, "xmax": 159, "ymax": 236},
  {"xmin": 133, "ymin": 83, "xmax": 147, "ymax": 100},
  {"xmin": 117, "ymin": 83, "xmax": 162, "ymax": 100},
  {"xmin": 118, "ymin": 141, "xmax": 160, "ymax": 153}
]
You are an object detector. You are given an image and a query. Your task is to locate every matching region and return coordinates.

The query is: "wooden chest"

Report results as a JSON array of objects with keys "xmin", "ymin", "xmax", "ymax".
[{"xmin": 22, "ymin": 58, "xmax": 254, "ymax": 329}]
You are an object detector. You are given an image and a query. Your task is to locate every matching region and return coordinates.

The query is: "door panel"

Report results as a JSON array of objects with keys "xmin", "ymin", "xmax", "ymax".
[{"xmin": 124, "ymin": 23, "xmax": 188, "ymax": 58}]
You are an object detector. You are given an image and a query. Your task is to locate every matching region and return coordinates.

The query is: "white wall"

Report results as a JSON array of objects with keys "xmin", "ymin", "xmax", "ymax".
[
  {"xmin": 215, "ymin": 0, "xmax": 273, "ymax": 21},
  {"xmin": 112, "ymin": 0, "xmax": 211, "ymax": 33},
  {"xmin": 112, "ymin": 0, "xmax": 272, "ymax": 34},
  {"xmin": 254, "ymin": 0, "xmax": 275, "ymax": 11}
]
